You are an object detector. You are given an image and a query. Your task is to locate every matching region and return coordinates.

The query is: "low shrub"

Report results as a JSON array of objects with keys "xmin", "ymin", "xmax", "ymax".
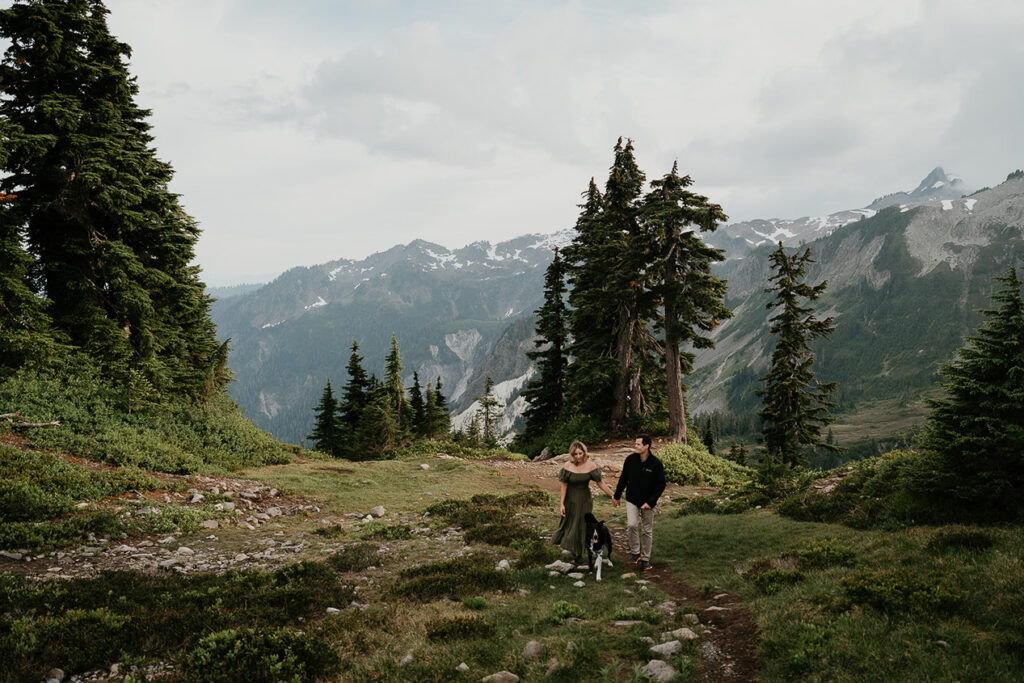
[
  {"xmin": 461, "ymin": 597, "xmax": 488, "ymax": 610},
  {"xmin": 610, "ymin": 605, "xmax": 659, "ymax": 624},
  {"xmin": 326, "ymin": 543, "xmax": 382, "ymax": 572},
  {"xmin": 395, "ymin": 556, "xmax": 513, "ymax": 600},
  {"xmin": 0, "ymin": 511, "xmax": 122, "ymax": 550},
  {"xmin": 426, "ymin": 490, "xmax": 549, "ymax": 529},
  {"xmin": 796, "ymin": 539, "xmax": 857, "ymax": 569},
  {"xmin": 424, "ymin": 615, "xmax": 494, "ymax": 641},
  {"xmin": 925, "ymin": 529, "xmax": 995, "ymax": 555},
  {"xmin": 550, "ymin": 600, "xmax": 587, "ymax": 622},
  {"xmin": 513, "ymin": 539, "xmax": 560, "ymax": 568},
  {"xmin": 839, "ymin": 569, "xmax": 962, "ymax": 614},
  {"xmin": 749, "ymin": 568, "xmax": 805, "ymax": 594},
  {"xmin": 465, "ymin": 522, "xmax": 537, "ymax": 546},
  {"xmin": 182, "ymin": 626, "xmax": 340, "ymax": 682},
  {"xmin": 658, "ymin": 442, "xmax": 752, "ymax": 488}
]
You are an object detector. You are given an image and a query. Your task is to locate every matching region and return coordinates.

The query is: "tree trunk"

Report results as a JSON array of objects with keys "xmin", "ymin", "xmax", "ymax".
[
  {"xmin": 663, "ymin": 284, "xmax": 687, "ymax": 443},
  {"xmin": 610, "ymin": 305, "xmax": 635, "ymax": 430}
]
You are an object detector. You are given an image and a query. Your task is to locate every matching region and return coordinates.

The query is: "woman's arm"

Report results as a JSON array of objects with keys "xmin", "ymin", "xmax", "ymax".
[
  {"xmin": 559, "ymin": 481, "xmax": 568, "ymax": 517},
  {"xmin": 597, "ymin": 479, "xmax": 618, "ymax": 504}
]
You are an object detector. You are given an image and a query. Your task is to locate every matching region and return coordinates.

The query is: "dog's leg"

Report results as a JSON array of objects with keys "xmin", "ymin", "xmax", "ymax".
[{"xmin": 595, "ymin": 550, "xmax": 603, "ymax": 581}]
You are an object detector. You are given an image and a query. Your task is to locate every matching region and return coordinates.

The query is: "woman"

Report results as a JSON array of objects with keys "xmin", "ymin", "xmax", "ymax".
[{"xmin": 552, "ymin": 440, "xmax": 618, "ymax": 565}]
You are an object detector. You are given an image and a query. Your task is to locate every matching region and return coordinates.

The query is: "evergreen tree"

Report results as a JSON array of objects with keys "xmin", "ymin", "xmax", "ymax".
[
  {"xmin": 384, "ymin": 333, "xmax": 406, "ymax": 433},
  {"xmin": 355, "ymin": 379, "xmax": 398, "ymax": 460},
  {"xmin": 640, "ymin": 162, "xmax": 731, "ymax": 442},
  {"xmin": 409, "ymin": 371, "xmax": 426, "ymax": 437},
  {"xmin": 702, "ymin": 417, "xmax": 716, "ymax": 456},
  {"xmin": 0, "ymin": 0, "xmax": 223, "ymax": 396},
  {"xmin": 475, "ymin": 374, "xmax": 503, "ymax": 445},
  {"xmin": 757, "ymin": 243, "xmax": 838, "ymax": 470},
  {"xmin": 922, "ymin": 265, "xmax": 1024, "ymax": 517},
  {"xmin": 521, "ymin": 247, "xmax": 568, "ymax": 440},
  {"xmin": 426, "ymin": 377, "xmax": 451, "ymax": 438},
  {"xmin": 601, "ymin": 138, "xmax": 650, "ymax": 429},
  {"xmin": 338, "ymin": 339, "xmax": 370, "ymax": 434},
  {"xmin": 308, "ymin": 380, "xmax": 341, "ymax": 456},
  {"xmin": 563, "ymin": 178, "xmax": 618, "ymax": 419}
]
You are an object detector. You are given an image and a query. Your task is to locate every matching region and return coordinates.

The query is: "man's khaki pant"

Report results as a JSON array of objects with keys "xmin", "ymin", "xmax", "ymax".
[{"xmin": 626, "ymin": 502, "xmax": 655, "ymax": 561}]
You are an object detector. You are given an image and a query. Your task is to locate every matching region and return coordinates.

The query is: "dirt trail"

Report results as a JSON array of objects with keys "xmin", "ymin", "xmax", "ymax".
[{"xmin": 486, "ymin": 438, "xmax": 761, "ymax": 682}]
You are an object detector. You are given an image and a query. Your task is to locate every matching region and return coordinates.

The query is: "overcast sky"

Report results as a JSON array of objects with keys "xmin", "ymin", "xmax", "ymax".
[{"xmin": 96, "ymin": 0, "xmax": 1024, "ymax": 285}]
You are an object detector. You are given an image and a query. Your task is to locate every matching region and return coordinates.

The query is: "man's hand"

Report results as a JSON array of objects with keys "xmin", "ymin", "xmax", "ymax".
[
  {"xmin": 612, "ymin": 498, "xmax": 620, "ymax": 507},
  {"xmin": 640, "ymin": 503, "xmax": 651, "ymax": 510}
]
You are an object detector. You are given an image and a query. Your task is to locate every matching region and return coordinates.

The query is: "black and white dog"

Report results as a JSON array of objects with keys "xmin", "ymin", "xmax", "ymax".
[{"xmin": 584, "ymin": 512, "xmax": 613, "ymax": 581}]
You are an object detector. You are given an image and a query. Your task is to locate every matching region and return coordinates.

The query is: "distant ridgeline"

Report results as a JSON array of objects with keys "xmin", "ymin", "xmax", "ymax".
[{"xmin": 212, "ymin": 163, "xmax": 1024, "ymax": 448}]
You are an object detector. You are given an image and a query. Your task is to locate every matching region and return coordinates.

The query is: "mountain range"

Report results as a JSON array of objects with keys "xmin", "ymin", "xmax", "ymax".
[{"xmin": 210, "ymin": 168, "xmax": 1022, "ymax": 446}]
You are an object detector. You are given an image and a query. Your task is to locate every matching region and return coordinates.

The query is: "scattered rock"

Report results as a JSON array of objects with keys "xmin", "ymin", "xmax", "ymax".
[
  {"xmin": 399, "ymin": 653, "xmax": 414, "ymax": 666},
  {"xmin": 650, "ymin": 640, "xmax": 683, "ymax": 659},
  {"xmin": 46, "ymin": 668, "xmax": 65, "ymax": 683},
  {"xmin": 643, "ymin": 659, "xmax": 676, "ymax": 682},
  {"xmin": 682, "ymin": 613, "xmax": 699, "ymax": 625},
  {"xmin": 175, "ymin": 547, "xmax": 194, "ymax": 556},
  {"xmin": 572, "ymin": 581, "xmax": 585, "ymax": 588},
  {"xmin": 612, "ymin": 620, "xmax": 644, "ymax": 627},
  {"xmin": 202, "ymin": 520, "xmax": 219, "ymax": 529},
  {"xmin": 157, "ymin": 536, "xmax": 176, "ymax": 545},
  {"xmin": 481, "ymin": 671, "xmax": 519, "ymax": 683},
  {"xmin": 496, "ymin": 559, "xmax": 512, "ymax": 572},
  {"xmin": 326, "ymin": 607, "xmax": 341, "ymax": 614},
  {"xmin": 713, "ymin": 593, "xmax": 730, "ymax": 600},
  {"xmin": 370, "ymin": 506, "xmax": 386, "ymax": 518},
  {"xmin": 703, "ymin": 605, "xmax": 729, "ymax": 612},
  {"xmin": 620, "ymin": 572, "xmax": 636, "ymax": 579},
  {"xmin": 662, "ymin": 628, "xmax": 698, "ymax": 642},
  {"xmin": 190, "ymin": 494, "xmax": 204, "ymax": 503},
  {"xmin": 457, "ymin": 662, "xmax": 469, "ymax": 672},
  {"xmin": 233, "ymin": 553, "xmax": 249, "ymax": 562},
  {"xmin": 523, "ymin": 641, "xmax": 542, "ymax": 659},
  {"xmin": 933, "ymin": 640, "xmax": 950, "ymax": 648},
  {"xmin": 0, "ymin": 551, "xmax": 24, "ymax": 560},
  {"xmin": 215, "ymin": 502, "xmax": 235, "ymax": 511},
  {"xmin": 567, "ymin": 572, "xmax": 585, "ymax": 579},
  {"xmin": 420, "ymin": 464, "xmax": 430, "ymax": 470},
  {"xmin": 654, "ymin": 601, "xmax": 677, "ymax": 616},
  {"xmin": 545, "ymin": 560, "xmax": 573, "ymax": 572},
  {"xmin": 532, "ymin": 447, "xmax": 552, "ymax": 462}
]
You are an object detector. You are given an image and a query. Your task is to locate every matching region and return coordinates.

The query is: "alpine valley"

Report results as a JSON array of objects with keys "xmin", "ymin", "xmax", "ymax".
[{"xmin": 210, "ymin": 168, "xmax": 1024, "ymax": 448}]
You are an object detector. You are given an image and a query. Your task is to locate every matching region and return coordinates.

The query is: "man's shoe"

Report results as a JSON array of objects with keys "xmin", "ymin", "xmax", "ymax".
[
  {"xmin": 629, "ymin": 553, "xmax": 641, "ymax": 564},
  {"xmin": 640, "ymin": 560, "xmax": 653, "ymax": 571}
]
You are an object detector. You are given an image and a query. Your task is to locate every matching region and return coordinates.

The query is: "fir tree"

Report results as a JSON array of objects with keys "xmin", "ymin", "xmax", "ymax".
[
  {"xmin": 702, "ymin": 417, "xmax": 716, "ymax": 456},
  {"xmin": 355, "ymin": 379, "xmax": 398, "ymax": 459},
  {"xmin": 409, "ymin": 371, "xmax": 426, "ymax": 437},
  {"xmin": 922, "ymin": 265, "xmax": 1024, "ymax": 517},
  {"xmin": 384, "ymin": 333, "xmax": 406, "ymax": 433},
  {"xmin": 338, "ymin": 339, "xmax": 370, "ymax": 434},
  {"xmin": 521, "ymin": 247, "xmax": 568, "ymax": 440},
  {"xmin": 640, "ymin": 162, "xmax": 731, "ymax": 442},
  {"xmin": 475, "ymin": 374, "xmax": 503, "ymax": 445},
  {"xmin": 563, "ymin": 178, "xmax": 618, "ymax": 419},
  {"xmin": 308, "ymin": 380, "xmax": 341, "ymax": 456},
  {"xmin": 426, "ymin": 377, "xmax": 451, "ymax": 438},
  {"xmin": 757, "ymin": 243, "xmax": 838, "ymax": 470},
  {"xmin": 0, "ymin": 0, "xmax": 223, "ymax": 396}
]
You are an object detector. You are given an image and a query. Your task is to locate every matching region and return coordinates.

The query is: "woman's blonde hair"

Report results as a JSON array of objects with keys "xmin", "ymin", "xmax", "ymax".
[{"xmin": 568, "ymin": 440, "xmax": 589, "ymax": 461}]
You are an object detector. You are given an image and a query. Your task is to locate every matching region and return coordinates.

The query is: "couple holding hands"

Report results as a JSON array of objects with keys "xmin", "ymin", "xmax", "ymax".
[{"xmin": 552, "ymin": 435, "xmax": 666, "ymax": 572}]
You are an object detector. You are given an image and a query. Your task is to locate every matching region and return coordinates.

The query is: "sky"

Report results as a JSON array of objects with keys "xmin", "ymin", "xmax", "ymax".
[{"xmin": 89, "ymin": 0, "xmax": 1024, "ymax": 285}]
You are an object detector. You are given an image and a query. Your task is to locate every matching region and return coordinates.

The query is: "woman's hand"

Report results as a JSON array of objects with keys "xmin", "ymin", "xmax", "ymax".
[
  {"xmin": 611, "ymin": 497, "xmax": 620, "ymax": 507},
  {"xmin": 560, "ymin": 503, "xmax": 566, "ymax": 517}
]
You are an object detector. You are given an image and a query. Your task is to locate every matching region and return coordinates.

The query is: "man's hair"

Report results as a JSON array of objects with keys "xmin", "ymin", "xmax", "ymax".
[{"xmin": 637, "ymin": 434, "xmax": 652, "ymax": 447}]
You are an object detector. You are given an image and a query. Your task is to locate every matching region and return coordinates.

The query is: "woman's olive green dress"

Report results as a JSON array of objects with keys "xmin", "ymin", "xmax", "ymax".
[{"xmin": 552, "ymin": 467, "xmax": 603, "ymax": 558}]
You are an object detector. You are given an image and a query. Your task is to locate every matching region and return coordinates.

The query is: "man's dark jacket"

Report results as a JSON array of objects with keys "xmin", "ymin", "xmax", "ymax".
[{"xmin": 613, "ymin": 452, "xmax": 667, "ymax": 508}]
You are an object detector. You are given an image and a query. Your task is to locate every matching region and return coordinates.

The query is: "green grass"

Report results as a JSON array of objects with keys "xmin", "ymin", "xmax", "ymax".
[{"xmin": 655, "ymin": 510, "xmax": 1024, "ymax": 681}]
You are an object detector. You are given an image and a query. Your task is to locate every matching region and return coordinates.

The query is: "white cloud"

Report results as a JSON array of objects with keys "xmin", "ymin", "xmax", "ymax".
[{"xmin": 93, "ymin": 0, "xmax": 1024, "ymax": 284}]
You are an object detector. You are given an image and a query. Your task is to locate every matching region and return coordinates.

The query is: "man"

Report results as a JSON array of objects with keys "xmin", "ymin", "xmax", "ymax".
[{"xmin": 613, "ymin": 434, "xmax": 666, "ymax": 571}]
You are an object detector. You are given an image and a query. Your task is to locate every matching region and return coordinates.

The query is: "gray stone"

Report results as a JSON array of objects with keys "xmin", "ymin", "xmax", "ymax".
[
  {"xmin": 176, "ymin": 547, "xmax": 194, "ymax": 556},
  {"xmin": 266, "ymin": 506, "xmax": 282, "ymax": 517},
  {"xmin": 567, "ymin": 572, "xmax": 585, "ymax": 579},
  {"xmin": 654, "ymin": 601, "xmax": 677, "ymax": 615},
  {"xmin": 202, "ymin": 520, "xmax": 219, "ymax": 529},
  {"xmin": 233, "ymin": 553, "xmax": 249, "ymax": 562},
  {"xmin": 649, "ymin": 640, "xmax": 683, "ymax": 659},
  {"xmin": 326, "ymin": 607, "xmax": 341, "ymax": 614},
  {"xmin": 572, "ymin": 581, "xmax": 585, "ymax": 588},
  {"xmin": 457, "ymin": 662, "xmax": 469, "ymax": 672},
  {"xmin": 643, "ymin": 659, "xmax": 676, "ymax": 682},
  {"xmin": 190, "ymin": 494, "xmax": 204, "ymax": 503},
  {"xmin": 420, "ymin": 463, "xmax": 430, "ymax": 470},
  {"xmin": 682, "ymin": 613, "xmax": 700, "ymax": 625},
  {"xmin": 523, "ymin": 640, "xmax": 542, "ymax": 659},
  {"xmin": 662, "ymin": 628, "xmax": 698, "ymax": 642},
  {"xmin": 481, "ymin": 672, "xmax": 519, "ymax": 683},
  {"xmin": 495, "ymin": 559, "xmax": 511, "ymax": 572},
  {"xmin": 545, "ymin": 560, "xmax": 573, "ymax": 572},
  {"xmin": 399, "ymin": 653, "xmax": 414, "ymax": 666},
  {"xmin": 369, "ymin": 505, "xmax": 386, "ymax": 517},
  {"xmin": 46, "ymin": 668, "xmax": 65, "ymax": 683},
  {"xmin": 0, "ymin": 551, "xmax": 24, "ymax": 560},
  {"xmin": 215, "ymin": 502, "xmax": 235, "ymax": 511},
  {"xmin": 612, "ymin": 620, "xmax": 644, "ymax": 627},
  {"xmin": 532, "ymin": 447, "xmax": 552, "ymax": 462}
]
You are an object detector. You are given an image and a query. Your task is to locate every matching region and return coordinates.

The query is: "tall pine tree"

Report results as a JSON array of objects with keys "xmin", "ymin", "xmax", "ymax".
[
  {"xmin": 384, "ymin": 333, "xmax": 406, "ymax": 434},
  {"xmin": 338, "ymin": 339, "xmax": 370, "ymax": 435},
  {"xmin": 409, "ymin": 371, "xmax": 426, "ymax": 437},
  {"xmin": 0, "ymin": 0, "xmax": 224, "ymax": 397},
  {"xmin": 308, "ymin": 380, "xmax": 341, "ymax": 457},
  {"xmin": 640, "ymin": 163, "xmax": 731, "ymax": 443},
  {"xmin": 475, "ymin": 374, "xmax": 502, "ymax": 445},
  {"xmin": 757, "ymin": 243, "xmax": 838, "ymax": 470},
  {"xmin": 922, "ymin": 265, "xmax": 1024, "ymax": 517},
  {"xmin": 521, "ymin": 247, "xmax": 568, "ymax": 440}
]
